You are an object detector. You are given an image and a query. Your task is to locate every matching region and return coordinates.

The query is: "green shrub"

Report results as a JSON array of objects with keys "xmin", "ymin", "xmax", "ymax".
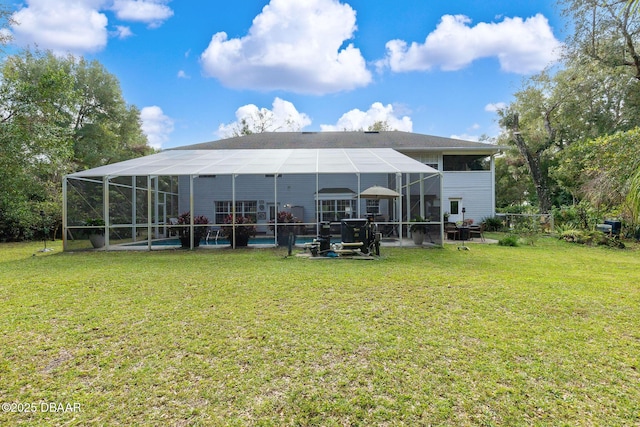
[
  {"xmin": 553, "ymin": 202, "xmax": 617, "ymax": 231},
  {"xmin": 557, "ymin": 227, "xmax": 625, "ymax": 248},
  {"xmin": 498, "ymin": 234, "xmax": 519, "ymax": 246},
  {"xmin": 482, "ymin": 216, "xmax": 504, "ymax": 232},
  {"xmin": 553, "ymin": 205, "xmax": 581, "ymax": 229},
  {"xmin": 578, "ymin": 230, "xmax": 604, "ymax": 245},
  {"xmin": 596, "ymin": 233, "xmax": 625, "ymax": 249},
  {"xmin": 497, "ymin": 205, "xmax": 535, "ymax": 215},
  {"xmin": 556, "ymin": 223, "xmax": 581, "ymax": 241}
]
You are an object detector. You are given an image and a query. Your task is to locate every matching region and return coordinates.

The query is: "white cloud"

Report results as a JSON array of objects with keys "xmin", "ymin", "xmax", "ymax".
[
  {"xmin": 111, "ymin": 0, "xmax": 174, "ymax": 28},
  {"xmin": 10, "ymin": 0, "xmax": 109, "ymax": 54},
  {"xmin": 9, "ymin": 0, "xmax": 173, "ymax": 54},
  {"xmin": 485, "ymin": 102, "xmax": 507, "ymax": 112},
  {"xmin": 200, "ymin": 0, "xmax": 372, "ymax": 95},
  {"xmin": 320, "ymin": 102, "xmax": 413, "ymax": 132},
  {"xmin": 380, "ymin": 14, "xmax": 562, "ymax": 75},
  {"xmin": 177, "ymin": 70, "xmax": 189, "ymax": 79},
  {"xmin": 218, "ymin": 98, "xmax": 312, "ymax": 138},
  {"xmin": 141, "ymin": 106, "xmax": 174, "ymax": 149},
  {"xmin": 114, "ymin": 25, "xmax": 134, "ymax": 39}
]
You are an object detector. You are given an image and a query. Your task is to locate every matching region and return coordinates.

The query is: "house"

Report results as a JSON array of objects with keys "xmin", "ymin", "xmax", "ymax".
[
  {"xmin": 173, "ymin": 131, "xmax": 500, "ymax": 225},
  {"xmin": 62, "ymin": 131, "xmax": 500, "ymax": 250}
]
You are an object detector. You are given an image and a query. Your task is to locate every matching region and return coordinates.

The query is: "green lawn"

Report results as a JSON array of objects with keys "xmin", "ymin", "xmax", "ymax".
[{"xmin": 1, "ymin": 239, "xmax": 639, "ymax": 426}]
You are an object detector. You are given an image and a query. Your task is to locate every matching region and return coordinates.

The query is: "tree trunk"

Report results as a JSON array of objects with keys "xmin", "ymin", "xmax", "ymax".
[{"xmin": 513, "ymin": 134, "xmax": 553, "ymax": 213}]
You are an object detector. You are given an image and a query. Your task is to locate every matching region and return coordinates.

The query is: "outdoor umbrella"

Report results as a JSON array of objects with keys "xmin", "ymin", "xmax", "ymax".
[{"xmin": 358, "ymin": 185, "xmax": 401, "ymax": 200}]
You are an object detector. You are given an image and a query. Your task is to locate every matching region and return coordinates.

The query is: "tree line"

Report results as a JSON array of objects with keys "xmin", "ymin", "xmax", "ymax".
[
  {"xmin": 495, "ymin": 0, "xmax": 640, "ymax": 235},
  {"xmin": 0, "ymin": 10, "xmax": 153, "ymax": 240}
]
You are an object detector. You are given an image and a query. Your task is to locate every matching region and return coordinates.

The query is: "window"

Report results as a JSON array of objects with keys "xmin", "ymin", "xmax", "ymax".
[
  {"xmin": 317, "ymin": 188, "xmax": 357, "ymax": 222},
  {"xmin": 450, "ymin": 200, "xmax": 459, "ymax": 215},
  {"xmin": 443, "ymin": 155, "xmax": 490, "ymax": 171},
  {"xmin": 215, "ymin": 201, "xmax": 257, "ymax": 224},
  {"xmin": 366, "ymin": 199, "xmax": 380, "ymax": 215},
  {"xmin": 320, "ymin": 199, "xmax": 356, "ymax": 222}
]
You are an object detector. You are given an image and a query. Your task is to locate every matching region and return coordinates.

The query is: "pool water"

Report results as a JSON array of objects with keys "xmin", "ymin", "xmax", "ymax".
[{"xmin": 127, "ymin": 236, "xmax": 317, "ymax": 246}]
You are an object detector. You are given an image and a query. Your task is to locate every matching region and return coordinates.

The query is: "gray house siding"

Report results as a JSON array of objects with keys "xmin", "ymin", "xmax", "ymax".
[
  {"xmin": 442, "ymin": 171, "xmax": 495, "ymax": 223},
  {"xmin": 178, "ymin": 173, "xmax": 393, "ymax": 231},
  {"xmin": 178, "ymin": 153, "xmax": 495, "ymax": 230}
]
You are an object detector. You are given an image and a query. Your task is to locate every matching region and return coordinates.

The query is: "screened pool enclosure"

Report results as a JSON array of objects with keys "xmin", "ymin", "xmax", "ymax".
[{"xmin": 63, "ymin": 148, "xmax": 443, "ymax": 250}]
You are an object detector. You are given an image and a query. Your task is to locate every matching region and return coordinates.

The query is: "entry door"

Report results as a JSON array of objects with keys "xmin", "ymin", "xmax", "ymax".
[
  {"xmin": 267, "ymin": 203, "xmax": 279, "ymax": 233},
  {"xmin": 448, "ymin": 198, "xmax": 462, "ymax": 223}
]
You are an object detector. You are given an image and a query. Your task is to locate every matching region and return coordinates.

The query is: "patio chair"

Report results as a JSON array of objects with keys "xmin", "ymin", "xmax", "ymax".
[
  {"xmin": 469, "ymin": 223, "xmax": 485, "ymax": 242},
  {"xmin": 381, "ymin": 224, "xmax": 398, "ymax": 237},
  {"xmin": 168, "ymin": 217, "xmax": 178, "ymax": 236},
  {"xmin": 445, "ymin": 222, "xmax": 459, "ymax": 240}
]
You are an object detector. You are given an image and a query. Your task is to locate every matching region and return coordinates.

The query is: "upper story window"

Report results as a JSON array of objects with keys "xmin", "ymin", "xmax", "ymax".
[
  {"xmin": 413, "ymin": 153, "xmax": 439, "ymax": 170},
  {"xmin": 443, "ymin": 155, "xmax": 490, "ymax": 171}
]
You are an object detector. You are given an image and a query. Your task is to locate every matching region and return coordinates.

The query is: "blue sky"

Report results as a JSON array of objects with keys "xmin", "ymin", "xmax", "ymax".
[{"xmin": 5, "ymin": 0, "xmax": 566, "ymax": 149}]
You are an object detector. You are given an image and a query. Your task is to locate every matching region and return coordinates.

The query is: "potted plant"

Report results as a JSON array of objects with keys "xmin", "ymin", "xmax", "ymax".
[
  {"xmin": 269, "ymin": 211, "xmax": 301, "ymax": 246},
  {"xmin": 175, "ymin": 211, "xmax": 209, "ymax": 248},
  {"xmin": 410, "ymin": 216, "xmax": 428, "ymax": 245},
  {"xmin": 221, "ymin": 214, "xmax": 257, "ymax": 247},
  {"xmin": 85, "ymin": 218, "xmax": 105, "ymax": 248}
]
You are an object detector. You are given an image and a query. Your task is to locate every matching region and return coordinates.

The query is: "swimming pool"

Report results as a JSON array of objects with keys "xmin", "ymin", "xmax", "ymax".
[{"xmin": 126, "ymin": 236, "xmax": 318, "ymax": 246}]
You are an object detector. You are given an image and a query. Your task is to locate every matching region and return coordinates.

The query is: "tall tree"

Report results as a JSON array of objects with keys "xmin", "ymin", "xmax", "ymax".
[
  {"xmin": 69, "ymin": 56, "xmax": 150, "ymax": 169},
  {"xmin": 495, "ymin": 0, "xmax": 640, "ymax": 213},
  {"xmin": 0, "ymin": 51, "xmax": 76, "ymax": 239},
  {"xmin": 555, "ymin": 128, "xmax": 640, "ymax": 210},
  {"xmin": 226, "ymin": 109, "xmax": 301, "ymax": 137},
  {"xmin": 496, "ymin": 72, "xmax": 565, "ymax": 213},
  {"xmin": 0, "ymin": 5, "xmax": 13, "ymax": 49},
  {"xmin": 367, "ymin": 121, "xmax": 393, "ymax": 132},
  {"xmin": 559, "ymin": 0, "xmax": 640, "ymax": 78},
  {"xmin": 0, "ymin": 50, "xmax": 152, "ymax": 240},
  {"xmin": 494, "ymin": 154, "xmax": 536, "ymax": 210}
]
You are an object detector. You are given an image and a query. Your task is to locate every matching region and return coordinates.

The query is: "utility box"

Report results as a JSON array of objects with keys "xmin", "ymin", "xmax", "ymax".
[
  {"xmin": 604, "ymin": 219, "xmax": 621, "ymax": 236},
  {"xmin": 317, "ymin": 221, "xmax": 331, "ymax": 252},
  {"xmin": 341, "ymin": 218, "xmax": 368, "ymax": 244}
]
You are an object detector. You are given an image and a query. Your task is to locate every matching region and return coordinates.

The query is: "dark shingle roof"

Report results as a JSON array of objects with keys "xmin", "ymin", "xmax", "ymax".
[{"xmin": 170, "ymin": 131, "xmax": 499, "ymax": 152}]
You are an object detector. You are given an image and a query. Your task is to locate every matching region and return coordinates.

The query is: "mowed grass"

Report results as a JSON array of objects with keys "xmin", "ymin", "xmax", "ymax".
[{"xmin": 1, "ymin": 238, "xmax": 639, "ymax": 426}]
